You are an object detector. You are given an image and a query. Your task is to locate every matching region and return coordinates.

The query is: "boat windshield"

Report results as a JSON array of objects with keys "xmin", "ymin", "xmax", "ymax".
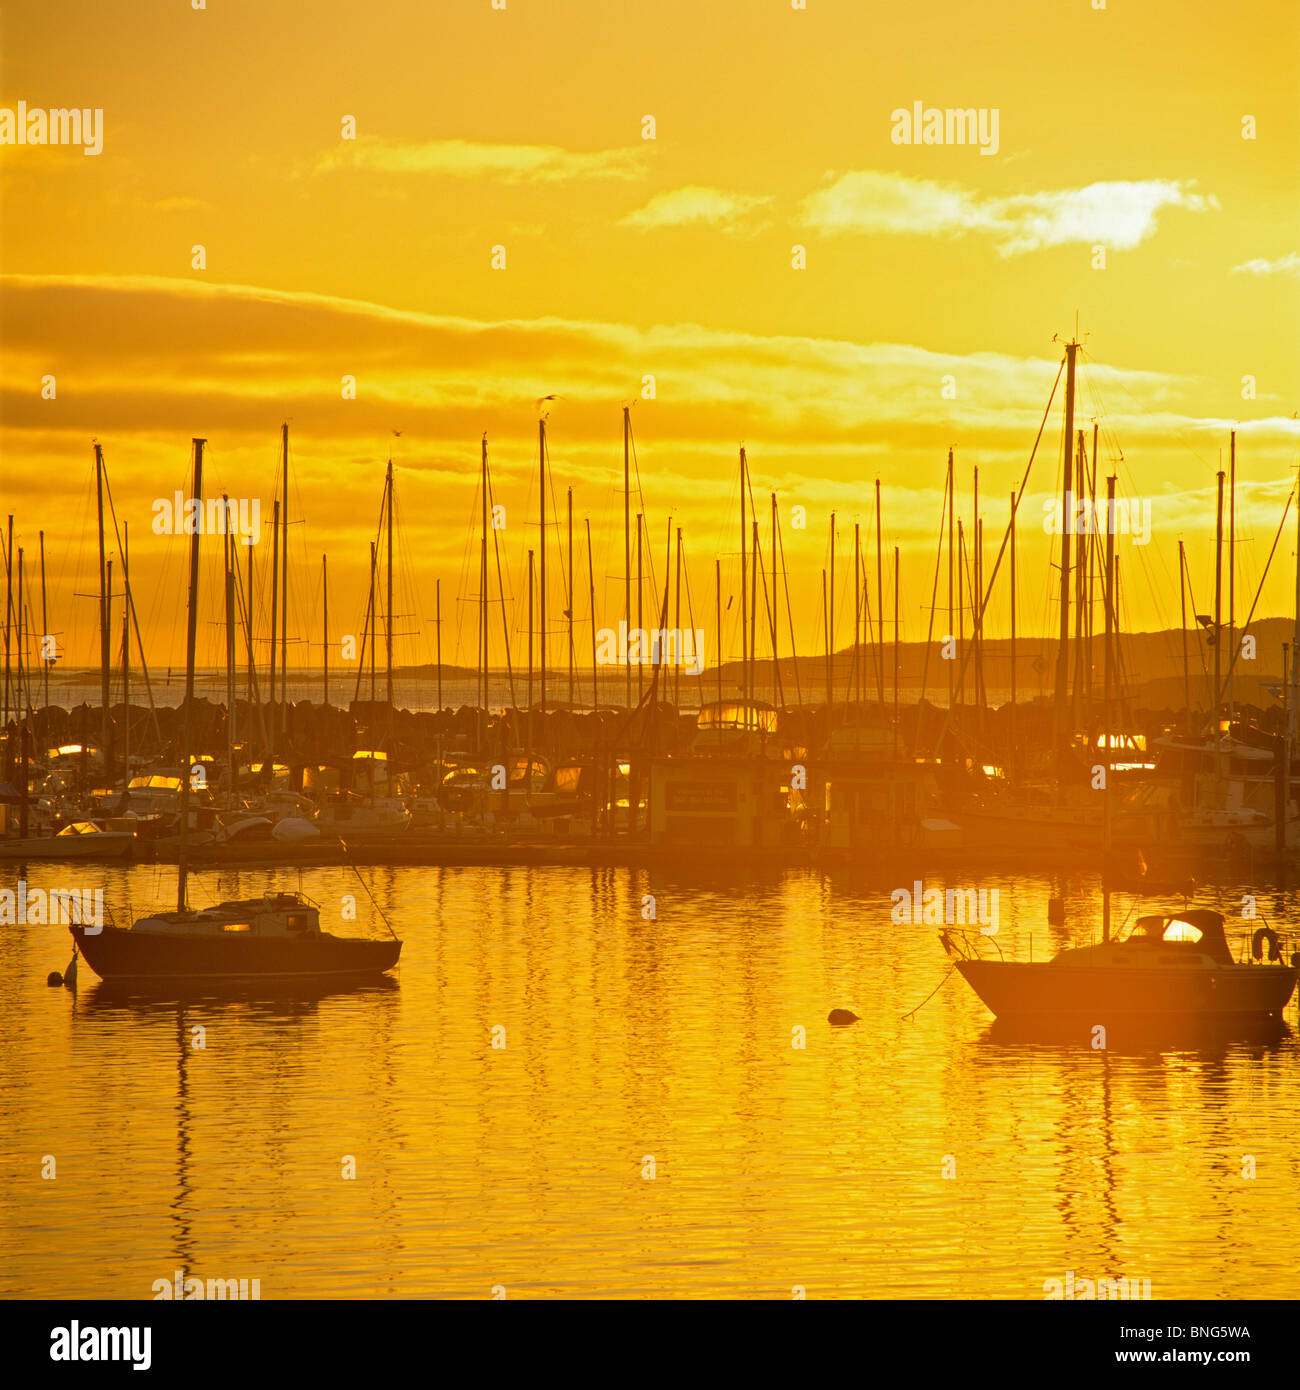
[{"xmin": 1129, "ymin": 911, "xmax": 1234, "ymax": 965}]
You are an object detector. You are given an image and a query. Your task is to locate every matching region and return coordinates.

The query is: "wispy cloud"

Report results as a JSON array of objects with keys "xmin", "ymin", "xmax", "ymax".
[
  {"xmin": 313, "ymin": 137, "xmax": 644, "ymax": 182},
  {"xmin": 1231, "ymin": 251, "xmax": 1300, "ymax": 278},
  {"xmin": 800, "ymin": 171, "xmax": 1218, "ymax": 256},
  {"xmin": 619, "ymin": 186, "xmax": 772, "ymax": 231}
]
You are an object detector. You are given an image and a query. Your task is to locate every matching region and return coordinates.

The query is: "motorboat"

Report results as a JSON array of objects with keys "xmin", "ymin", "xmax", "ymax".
[{"xmin": 945, "ymin": 908, "xmax": 1298, "ymax": 1022}]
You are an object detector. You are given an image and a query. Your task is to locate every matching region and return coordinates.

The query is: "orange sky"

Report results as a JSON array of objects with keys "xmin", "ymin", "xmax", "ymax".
[{"xmin": 2, "ymin": 0, "xmax": 1298, "ymax": 678}]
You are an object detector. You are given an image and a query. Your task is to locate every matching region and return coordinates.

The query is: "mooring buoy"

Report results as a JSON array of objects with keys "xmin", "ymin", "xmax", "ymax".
[
  {"xmin": 46, "ymin": 971, "xmax": 63, "ymax": 988},
  {"xmin": 828, "ymin": 1008, "xmax": 860, "ymax": 1025}
]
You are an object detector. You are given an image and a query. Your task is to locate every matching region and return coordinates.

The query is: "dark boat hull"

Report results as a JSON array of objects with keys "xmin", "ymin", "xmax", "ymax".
[
  {"xmin": 70, "ymin": 924, "xmax": 401, "ymax": 981},
  {"xmin": 957, "ymin": 960, "xmax": 1298, "ymax": 1020}
]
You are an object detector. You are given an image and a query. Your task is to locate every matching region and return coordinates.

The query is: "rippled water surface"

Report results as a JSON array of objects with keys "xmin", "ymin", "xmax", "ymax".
[{"xmin": 2, "ymin": 862, "xmax": 1298, "ymax": 1299}]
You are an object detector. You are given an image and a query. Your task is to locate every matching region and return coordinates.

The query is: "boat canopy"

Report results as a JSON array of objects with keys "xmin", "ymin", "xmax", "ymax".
[
  {"xmin": 1130, "ymin": 910, "xmax": 1233, "ymax": 965},
  {"xmin": 697, "ymin": 700, "xmax": 778, "ymax": 733}
]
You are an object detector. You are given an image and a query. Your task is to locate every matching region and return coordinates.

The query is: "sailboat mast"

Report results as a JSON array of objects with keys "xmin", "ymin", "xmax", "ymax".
[
  {"xmin": 177, "ymin": 438, "xmax": 205, "ymax": 913},
  {"xmin": 568, "ymin": 485, "xmax": 575, "ymax": 706},
  {"xmin": 1179, "ymin": 539, "xmax": 1190, "ymax": 734},
  {"xmin": 624, "ymin": 406, "xmax": 631, "ymax": 708},
  {"xmin": 322, "ymin": 554, "xmax": 329, "ymax": 709},
  {"xmin": 1228, "ymin": 430, "xmax": 1236, "ymax": 726},
  {"xmin": 538, "ymin": 418, "xmax": 547, "ymax": 715},
  {"xmin": 480, "ymin": 434, "xmax": 489, "ymax": 713},
  {"xmin": 946, "ymin": 448, "xmax": 954, "ymax": 709},
  {"xmin": 740, "ymin": 449, "xmax": 748, "ymax": 693},
  {"xmin": 280, "ymin": 423, "xmax": 289, "ymax": 732},
  {"xmin": 1053, "ymin": 340, "xmax": 1079, "ymax": 782},
  {"xmin": 269, "ymin": 498, "xmax": 279, "ymax": 757},
  {"xmin": 1214, "ymin": 469, "xmax": 1224, "ymax": 727},
  {"xmin": 95, "ymin": 444, "xmax": 112, "ymax": 783},
  {"xmin": 223, "ymin": 500, "xmax": 235, "ymax": 801},
  {"xmin": 38, "ymin": 530, "xmax": 49, "ymax": 710},
  {"xmin": 386, "ymin": 457, "xmax": 394, "ymax": 709},
  {"xmin": 770, "ymin": 493, "xmax": 779, "ymax": 699},
  {"xmin": 876, "ymin": 478, "xmax": 885, "ymax": 707},
  {"xmin": 122, "ymin": 527, "xmax": 130, "ymax": 794},
  {"xmin": 1103, "ymin": 472, "xmax": 1116, "ymax": 942}
]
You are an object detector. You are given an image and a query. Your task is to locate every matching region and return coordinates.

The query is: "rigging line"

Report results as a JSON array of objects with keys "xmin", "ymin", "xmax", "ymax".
[
  {"xmin": 930, "ymin": 354, "xmax": 1066, "ymax": 755},
  {"xmin": 338, "ymin": 844, "xmax": 400, "ymax": 942},
  {"xmin": 1213, "ymin": 483, "xmax": 1296, "ymax": 708}
]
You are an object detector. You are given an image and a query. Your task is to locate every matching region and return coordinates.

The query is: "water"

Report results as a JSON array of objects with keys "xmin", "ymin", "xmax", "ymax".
[{"xmin": 2, "ymin": 862, "xmax": 1297, "ymax": 1299}]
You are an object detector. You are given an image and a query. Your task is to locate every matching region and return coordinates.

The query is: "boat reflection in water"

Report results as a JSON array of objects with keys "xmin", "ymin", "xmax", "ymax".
[{"xmin": 945, "ymin": 908, "xmax": 1299, "ymax": 1030}]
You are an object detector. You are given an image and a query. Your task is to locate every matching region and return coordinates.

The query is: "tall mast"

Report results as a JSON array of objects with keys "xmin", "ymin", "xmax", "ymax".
[
  {"xmin": 1214, "ymin": 469, "xmax": 1224, "ymax": 730},
  {"xmin": 280, "ymin": 423, "xmax": 289, "ymax": 734},
  {"xmin": 585, "ymin": 518, "xmax": 597, "ymax": 708},
  {"xmin": 1102, "ymin": 473, "xmax": 1116, "ymax": 942},
  {"xmin": 435, "ymin": 577, "xmax": 442, "ymax": 712},
  {"xmin": 322, "ymin": 554, "xmax": 329, "ymax": 709},
  {"xmin": 480, "ymin": 434, "xmax": 489, "ymax": 713},
  {"xmin": 893, "ymin": 544, "xmax": 899, "ymax": 750},
  {"xmin": 1179, "ymin": 540, "xmax": 1190, "ymax": 735},
  {"xmin": 740, "ymin": 449, "xmax": 747, "ymax": 693},
  {"xmin": 636, "ymin": 513, "xmax": 644, "ymax": 703},
  {"xmin": 120, "ymin": 539, "xmax": 130, "ymax": 806},
  {"xmin": 674, "ymin": 526, "xmax": 682, "ymax": 708},
  {"xmin": 223, "ymin": 499, "xmax": 235, "ymax": 802},
  {"xmin": 568, "ymin": 485, "xmax": 575, "ymax": 706},
  {"xmin": 386, "ymin": 457, "xmax": 394, "ymax": 709},
  {"xmin": 828, "ymin": 512, "xmax": 835, "ymax": 713},
  {"xmin": 624, "ymin": 406, "xmax": 631, "ymax": 709},
  {"xmin": 822, "ymin": 568, "xmax": 830, "ymax": 710},
  {"xmin": 770, "ymin": 492, "xmax": 779, "ymax": 701},
  {"xmin": 715, "ymin": 557, "xmax": 723, "ymax": 706},
  {"xmin": 1072, "ymin": 431, "xmax": 1086, "ymax": 729},
  {"xmin": 177, "ymin": 439, "xmax": 205, "ymax": 914},
  {"xmin": 269, "ymin": 497, "xmax": 279, "ymax": 757},
  {"xmin": 946, "ymin": 448, "xmax": 954, "ymax": 709},
  {"xmin": 15, "ymin": 547, "xmax": 25, "ymax": 839},
  {"xmin": 1291, "ymin": 443, "xmax": 1300, "ymax": 754},
  {"xmin": 1053, "ymin": 339, "xmax": 1079, "ymax": 782},
  {"xmin": 38, "ymin": 530, "xmax": 49, "ymax": 710},
  {"xmin": 1228, "ymin": 430, "xmax": 1236, "ymax": 727},
  {"xmin": 3, "ymin": 513, "xmax": 11, "ymax": 728},
  {"xmin": 853, "ymin": 522, "xmax": 861, "ymax": 706},
  {"xmin": 1009, "ymin": 490, "xmax": 1017, "ymax": 772},
  {"xmin": 368, "ymin": 539, "xmax": 377, "ymax": 702},
  {"xmin": 749, "ymin": 520, "xmax": 758, "ymax": 712},
  {"xmin": 538, "ymin": 417, "xmax": 547, "ymax": 715},
  {"xmin": 875, "ymin": 478, "xmax": 885, "ymax": 707},
  {"xmin": 95, "ymin": 445, "xmax": 112, "ymax": 783}
]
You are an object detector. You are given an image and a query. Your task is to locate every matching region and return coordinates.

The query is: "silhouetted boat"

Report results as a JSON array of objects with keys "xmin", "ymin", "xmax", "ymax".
[
  {"xmin": 67, "ymin": 439, "xmax": 402, "ymax": 984},
  {"xmin": 947, "ymin": 909, "xmax": 1297, "ymax": 1022},
  {"xmin": 71, "ymin": 891, "xmax": 401, "ymax": 981}
]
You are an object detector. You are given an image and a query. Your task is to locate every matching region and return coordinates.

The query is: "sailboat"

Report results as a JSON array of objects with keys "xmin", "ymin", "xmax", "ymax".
[
  {"xmin": 948, "ymin": 425, "xmax": 1297, "ymax": 1024},
  {"xmin": 70, "ymin": 438, "xmax": 402, "ymax": 983}
]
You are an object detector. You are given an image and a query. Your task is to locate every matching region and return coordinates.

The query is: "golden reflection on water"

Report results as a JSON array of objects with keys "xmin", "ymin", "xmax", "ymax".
[{"xmin": 2, "ymin": 862, "xmax": 1298, "ymax": 1298}]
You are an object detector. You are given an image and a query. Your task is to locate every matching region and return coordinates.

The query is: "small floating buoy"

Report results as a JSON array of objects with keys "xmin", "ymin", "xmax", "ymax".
[
  {"xmin": 828, "ymin": 1008, "xmax": 860, "ymax": 1025},
  {"xmin": 46, "ymin": 971, "xmax": 63, "ymax": 988}
]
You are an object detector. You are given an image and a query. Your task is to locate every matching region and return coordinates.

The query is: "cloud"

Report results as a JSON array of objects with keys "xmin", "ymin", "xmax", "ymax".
[
  {"xmin": 800, "ymin": 171, "xmax": 1218, "ymax": 256},
  {"xmin": 619, "ymin": 186, "xmax": 772, "ymax": 231},
  {"xmin": 313, "ymin": 137, "xmax": 644, "ymax": 182},
  {"xmin": 1231, "ymin": 251, "xmax": 1300, "ymax": 277}
]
